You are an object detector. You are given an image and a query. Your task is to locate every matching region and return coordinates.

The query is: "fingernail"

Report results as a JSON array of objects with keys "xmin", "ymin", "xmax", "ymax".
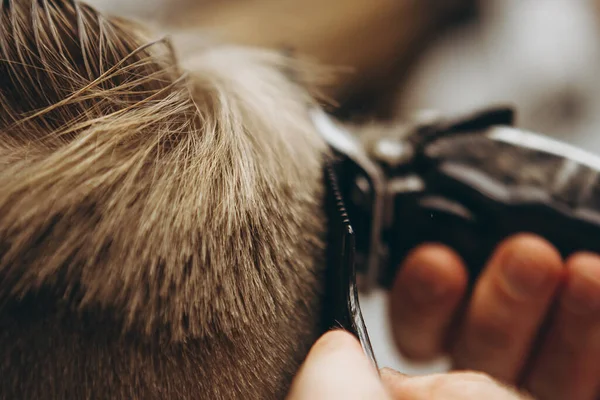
[
  {"xmin": 380, "ymin": 368, "xmax": 407, "ymax": 380},
  {"xmin": 502, "ymin": 253, "xmax": 553, "ymax": 298},
  {"xmin": 314, "ymin": 330, "xmax": 361, "ymax": 354}
]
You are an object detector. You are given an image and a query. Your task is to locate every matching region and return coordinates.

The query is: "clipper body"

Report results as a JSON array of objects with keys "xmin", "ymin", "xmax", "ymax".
[{"xmin": 317, "ymin": 106, "xmax": 600, "ymax": 365}]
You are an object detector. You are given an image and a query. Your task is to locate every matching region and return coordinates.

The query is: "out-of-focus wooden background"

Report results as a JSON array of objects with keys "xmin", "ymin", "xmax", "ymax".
[{"xmin": 89, "ymin": 0, "xmax": 477, "ymax": 119}]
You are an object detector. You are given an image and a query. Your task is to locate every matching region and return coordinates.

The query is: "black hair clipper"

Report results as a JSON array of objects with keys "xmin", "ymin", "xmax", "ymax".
[{"xmin": 317, "ymin": 105, "xmax": 600, "ymax": 368}]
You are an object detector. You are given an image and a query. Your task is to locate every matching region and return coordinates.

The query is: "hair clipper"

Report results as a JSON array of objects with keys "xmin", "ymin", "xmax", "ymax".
[{"xmin": 317, "ymin": 105, "xmax": 600, "ymax": 367}]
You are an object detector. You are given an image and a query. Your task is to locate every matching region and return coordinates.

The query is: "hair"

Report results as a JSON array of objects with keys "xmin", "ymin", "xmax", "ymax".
[{"xmin": 0, "ymin": 0, "xmax": 331, "ymax": 398}]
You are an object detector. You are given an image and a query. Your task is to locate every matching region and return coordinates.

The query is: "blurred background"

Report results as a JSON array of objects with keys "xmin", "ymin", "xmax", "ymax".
[{"xmin": 87, "ymin": 0, "xmax": 600, "ymax": 374}]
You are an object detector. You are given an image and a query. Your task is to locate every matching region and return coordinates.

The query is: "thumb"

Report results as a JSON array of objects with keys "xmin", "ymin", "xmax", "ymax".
[{"xmin": 286, "ymin": 330, "xmax": 391, "ymax": 400}]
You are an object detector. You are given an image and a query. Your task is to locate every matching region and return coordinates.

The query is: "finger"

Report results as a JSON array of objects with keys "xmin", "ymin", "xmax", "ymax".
[
  {"xmin": 380, "ymin": 367, "xmax": 410, "ymax": 395},
  {"xmin": 286, "ymin": 330, "xmax": 390, "ymax": 400},
  {"xmin": 523, "ymin": 252, "xmax": 600, "ymax": 400},
  {"xmin": 452, "ymin": 233, "xmax": 564, "ymax": 383},
  {"xmin": 382, "ymin": 370, "xmax": 531, "ymax": 400},
  {"xmin": 390, "ymin": 243, "xmax": 468, "ymax": 361}
]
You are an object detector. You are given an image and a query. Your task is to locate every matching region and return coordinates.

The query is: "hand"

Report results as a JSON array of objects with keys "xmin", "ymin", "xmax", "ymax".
[
  {"xmin": 390, "ymin": 233, "xmax": 600, "ymax": 400},
  {"xmin": 287, "ymin": 329, "xmax": 529, "ymax": 400}
]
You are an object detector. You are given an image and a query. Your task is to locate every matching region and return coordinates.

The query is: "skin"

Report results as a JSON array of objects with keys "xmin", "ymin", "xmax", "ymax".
[
  {"xmin": 287, "ymin": 330, "xmax": 530, "ymax": 400},
  {"xmin": 390, "ymin": 233, "xmax": 600, "ymax": 400}
]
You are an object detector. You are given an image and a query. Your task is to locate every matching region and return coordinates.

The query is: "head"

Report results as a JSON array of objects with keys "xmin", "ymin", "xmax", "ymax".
[{"xmin": 0, "ymin": 0, "xmax": 331, "ymax": 398}]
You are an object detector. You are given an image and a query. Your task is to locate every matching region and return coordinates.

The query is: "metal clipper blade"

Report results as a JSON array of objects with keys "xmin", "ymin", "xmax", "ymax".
[{"xmin": 323, "ymin": 161, "xmax": 378, "ymax": 368}]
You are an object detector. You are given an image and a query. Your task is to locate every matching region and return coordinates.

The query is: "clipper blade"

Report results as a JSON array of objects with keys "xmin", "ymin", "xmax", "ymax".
[{"xmin": 323, "ymin": 161, "xmax": 377, "ymax": 367}]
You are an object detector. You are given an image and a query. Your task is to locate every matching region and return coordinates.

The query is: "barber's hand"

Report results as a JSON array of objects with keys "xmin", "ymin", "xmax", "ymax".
[
  {"xmin": 287, "ymin": 330, "xmax": 529, "ymax": 400},
  {"xmin": 390, "ymin": 233, "xmax": 600, "ymax": 400}
]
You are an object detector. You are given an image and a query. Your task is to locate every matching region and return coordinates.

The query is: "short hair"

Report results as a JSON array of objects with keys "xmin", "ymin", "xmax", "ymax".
[{"xmin": 0, "ymin": 0, "xmax": 329, "ymax": 398}]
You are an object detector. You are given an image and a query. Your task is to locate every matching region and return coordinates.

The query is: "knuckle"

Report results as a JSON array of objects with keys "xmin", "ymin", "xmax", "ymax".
[{"xmin": 428, "ymin": 372, "xmax": 497, "ymax": 397}]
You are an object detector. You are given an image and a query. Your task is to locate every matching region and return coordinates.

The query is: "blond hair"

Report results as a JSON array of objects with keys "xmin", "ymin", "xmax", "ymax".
[{"xmin": 0, "ymin": 0, "xmax": 329, "ymax": 398}]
